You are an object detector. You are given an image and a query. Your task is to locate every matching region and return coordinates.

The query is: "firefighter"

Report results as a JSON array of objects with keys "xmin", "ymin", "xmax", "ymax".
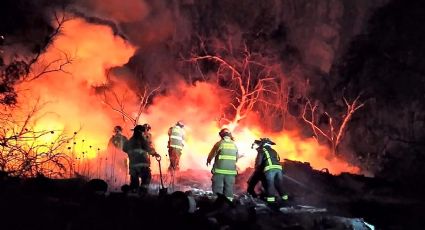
[
  {"xmin": 142, "ymin": 123, "xmax": 154, "ymax": 150},
  {"xmin": 108, "ymin": 125, "xmax": 128, "ymax": 150},
  {"xmin": 107, "ymin": 125, "xmax": 128, "ymax": 184},
  {"xmin": 253, "ymin": 138, "xmax": 288, "ymax": 204},
  {"xmin": 206, "ymin": 128, "xmax": 239, "ymax": 201},
  {"xmin": 167, "ymin": 121, "xmax": 185, "ymax": 171},
  {"xmin": 247, "ymin": 140, "xmax": 268, "ymax": 198},
  {"xmin": 246, "ymin": 167, "xmax": 266, "ymax": 198},
  {"xmin": 123, "ymin": 125, "xmax": 159, "ymax": 194}
]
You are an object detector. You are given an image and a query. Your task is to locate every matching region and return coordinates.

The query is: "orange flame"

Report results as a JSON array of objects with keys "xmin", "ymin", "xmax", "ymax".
[
  {"xmin": 17, "ymin": 18, "xmax": 135, "ymax": 159},
  {"xmin": 142, "ymin": 82, "xmax": 359, "ymax": 175},
  {"xmin": 13, "ymin": 17, "xmax": 358, "ymax": 184}
]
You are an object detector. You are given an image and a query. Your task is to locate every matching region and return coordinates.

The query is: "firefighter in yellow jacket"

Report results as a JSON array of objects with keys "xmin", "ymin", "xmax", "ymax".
[
  {"xmin": 206, "ymin": 128, "xmax": 239, "ymax": 201},
  {"xmin": 253, "ymin": 138, "xmax": 288, "ymax": 203},
  {"xmin": 167, "ymin": 121, "xmax": 185, "ymax": 171}
]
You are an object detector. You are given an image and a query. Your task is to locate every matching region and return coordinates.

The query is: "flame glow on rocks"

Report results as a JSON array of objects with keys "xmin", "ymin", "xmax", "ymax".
[{"xmin": 13, "ymin": 16, "xmax": 358, "ymax": 184}]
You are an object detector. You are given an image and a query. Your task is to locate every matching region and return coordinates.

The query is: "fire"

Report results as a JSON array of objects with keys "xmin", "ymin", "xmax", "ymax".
[
  {"xmin": 16, "ymin": 17, "xmax": 135, "ymax": 160},
  {"xmin": 268, "ymin": 131, "xmax": 359, "ymax": 174},
  {"xmin": 10, "ymin": 15, "xmax": 358, "ymax": 183},
  {"xmin": 142, "ymin": 82, "xmax": 359, "ymax": 175}
]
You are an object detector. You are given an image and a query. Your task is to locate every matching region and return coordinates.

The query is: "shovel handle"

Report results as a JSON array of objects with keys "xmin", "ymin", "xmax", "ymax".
[
  {"xmin": 155, "ymin": 154, "xmax": 161, "ymax": 161},
  {"xmin": 155, "ymin": 154, "xmax": 165, "ymax": 189}
]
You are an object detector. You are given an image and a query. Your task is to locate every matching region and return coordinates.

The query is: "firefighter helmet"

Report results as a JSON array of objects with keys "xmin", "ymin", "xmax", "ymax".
[
  {"xmin": 113, "ymin": 125, "xmax": 123, "ymax": 133},
  {"xmin": 254, "ymin": 138, "xmax": 276, "ymax": 146},
  {"xmin": 176, "ymin": 121, "xmax": 184, "ymax": 127},
  {"xmin": 143, "ymin": 123, "xmax": 151, "ymax": 131},
  {"xmin": 131, "ymin": 125, "xmax": 145, "ymax": 133},
  {"xmin": 219, "ymin": 128, "xmax": 232, "ymax": 138}
]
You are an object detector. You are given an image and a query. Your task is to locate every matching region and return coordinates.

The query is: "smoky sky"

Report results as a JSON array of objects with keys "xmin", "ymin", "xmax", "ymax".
[
  {"xmin": 1, "ymin": 0, "xmax": 78, "ymax": 53},
  {"xmin": 2, "ymin": 0, "xmax": 385, "ymax": 85},
  {"xmin": 4, "ymin": 0, "xmax": 425, "ymax": 178}
]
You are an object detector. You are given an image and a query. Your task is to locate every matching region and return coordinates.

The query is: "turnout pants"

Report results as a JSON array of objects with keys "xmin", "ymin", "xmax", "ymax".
[
  {"xmin": 168, "ymin": 148, "xmax": 182, "ymax": 171},
  {"xmin": 129, "ymin": 166, "xmax": 151, "ymax": 193},
  {"xmin": 264, "ymin": 169, "xmax": 286, "ymax": 202},
  {"xmin": 247, "ymin": 169, "xmax": 266, "ymax": 197},
  {"xmin": 212, "ymin": 174, "xmax": 236, "ymax": 201}
]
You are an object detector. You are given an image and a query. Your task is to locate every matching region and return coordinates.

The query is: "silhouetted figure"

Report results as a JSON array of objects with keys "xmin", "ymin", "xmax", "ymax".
[
  {"xmin": 123, "ymin": 125, "xmax": 159, "ymax": 194},
  {"xmin": 108, "ymin": 125, "xmax": 128, "ymax": 150},
  {"xmin": 246, "ymin": 168, "xmax": 266, "ymax": 198},
  {"xmin": 253, "ymin": 138, "xmax": 288, "ymax": 204}
]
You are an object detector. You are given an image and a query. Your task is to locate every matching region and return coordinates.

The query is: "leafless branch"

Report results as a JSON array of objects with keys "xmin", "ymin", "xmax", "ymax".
[
  {"xmin": 0, "ymin": 101, "xmax": 77, "ymax": 177},
  {"xmin": 190, "ymin": 45, "xmax": 276, "ymax": 128},
  {"xmin": 302, "ymin": 95, "xmax": 366, "ymax": 154},
  {"xmin": 101, "ymin": 71, "xmax": 161, "ymax": 126},
  {"xmin": 26, "ymin": 49, "xmax": 74, "ymax": 81}
]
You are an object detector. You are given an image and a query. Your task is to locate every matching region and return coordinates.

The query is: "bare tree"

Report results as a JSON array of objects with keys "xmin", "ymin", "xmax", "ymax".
[
  {"xmin": 100, "ymin": 70, "xmax": 161, "ymax": 126},
  {"xmin": 0, "ymin": 11, "xmax": 72, "ymax": 105},
  {"xmin": 302, "ymin": 95, "xmax": 365, "ymax": 155},
  {"xmin": 190, "ymin": 42, "xmax": 280, "ymax": 129},
  {"xmin": 256, "ymin": 78, "xmax": 292, "ymax": 131},
  {"xmin": 0, "ymin": 99, "xmax": 78, "ymax": 177}
]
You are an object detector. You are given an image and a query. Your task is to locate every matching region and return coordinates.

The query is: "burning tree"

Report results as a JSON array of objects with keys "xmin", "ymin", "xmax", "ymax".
[
  {"xmin": 190, "ymin": 41, "xmax": 281, "ymax": 130},
  {"xmin": 0, "ymin": 100, "xmax": 77, "ymax": 177}
]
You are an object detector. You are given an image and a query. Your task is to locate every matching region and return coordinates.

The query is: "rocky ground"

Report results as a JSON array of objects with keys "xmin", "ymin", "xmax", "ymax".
[{"xmin": 0, "ymin": 161, "xmax": 423, "ymax": 230}]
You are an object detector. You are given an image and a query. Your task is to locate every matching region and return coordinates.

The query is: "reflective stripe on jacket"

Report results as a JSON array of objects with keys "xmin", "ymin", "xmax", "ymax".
[
  {"xmin": 168, "ymin": 126, "xmax": 184, "ymax": 149},
  {"xmin": 212, "ymin": 137, "xmax": 238, "ymax": 175},
  {"xmin": 263, "ymin": 147, "xmax": 282, "ymax": 172}
]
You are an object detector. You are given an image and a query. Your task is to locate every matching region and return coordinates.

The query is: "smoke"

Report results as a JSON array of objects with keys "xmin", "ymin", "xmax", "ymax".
[
  {"xmin": 16, "ymin": 17, "xmax": 136, "ymax": 157},
  {"xmin": 3, "ymin": 0, "xmax": 375, "ymax": 184},
  {"xmin": 76, "ymin": 0, "xmax": 150, "ymax": 23}
]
